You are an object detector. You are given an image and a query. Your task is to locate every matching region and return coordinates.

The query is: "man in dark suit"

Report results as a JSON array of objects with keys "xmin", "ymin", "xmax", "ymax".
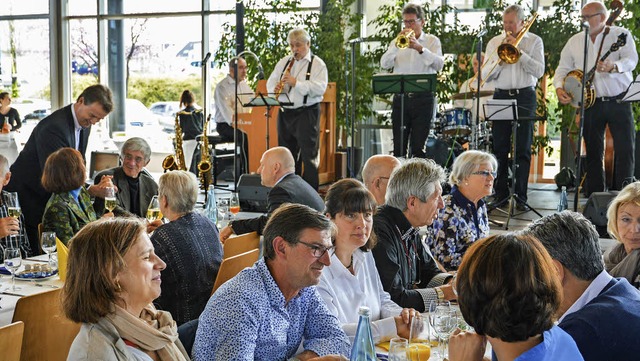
[
  {"xmin": 219, "ymin": 146, "xmax": 324, "ymax": 242},
  {"xmin": 6, "ymin": 84, "xmax": 114, "ymax": 254},
  {"xmin": 93, "ymin": 137, "xmax": 158, "ymax": 218}
]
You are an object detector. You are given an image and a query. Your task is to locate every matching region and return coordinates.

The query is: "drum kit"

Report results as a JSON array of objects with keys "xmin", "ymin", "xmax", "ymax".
[{"xmin": 426, "ymin": 90, "xmax": 495, "ymax": 167}]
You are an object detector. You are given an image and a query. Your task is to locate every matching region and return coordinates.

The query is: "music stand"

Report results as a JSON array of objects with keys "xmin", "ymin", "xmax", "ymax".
[
  {"xmin": 620, "ymin": 74, "xmax": 640, "ymax": 103},
  {"xmin": 240, "ymin": 92, "xmax": 292, "ymax": 154},
  {"xmin": 484, "ymin": 99, "xmax": 542, "ymax": 230},
  {"xmin": 373, "ymin": 73, "xmax": 436, "ymax": 158}
]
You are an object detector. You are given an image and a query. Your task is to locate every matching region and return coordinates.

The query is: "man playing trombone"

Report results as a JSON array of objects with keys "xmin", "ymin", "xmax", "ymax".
[
  {"xmin": 380, "ymin": 3, "xmax": 444, "ymax": 159},
  {"xmin": 554, "ymin": 1, "xmax": 637, "ymax": 196},
  {"xmin": 482, "ymin": 4, "xmax": 544, "ymax": 211}
]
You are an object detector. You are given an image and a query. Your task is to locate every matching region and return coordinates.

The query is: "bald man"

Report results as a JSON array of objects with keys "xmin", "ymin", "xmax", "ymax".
[
  {"xmin": 220, "ymin": 147, "xmax": 325, "ymax": 241},
  {"xmin": 362, "ymin": 155, "xmax": 401, "ymax": 205},
  {"xmin": 554, "ymin": 1, "xmax": 637, "ymax": 196}
]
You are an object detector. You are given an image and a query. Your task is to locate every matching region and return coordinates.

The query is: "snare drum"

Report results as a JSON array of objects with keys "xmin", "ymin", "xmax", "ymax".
[{"xmin": 442, "ymin": 108, "xmax": 472, "ymax": 136}]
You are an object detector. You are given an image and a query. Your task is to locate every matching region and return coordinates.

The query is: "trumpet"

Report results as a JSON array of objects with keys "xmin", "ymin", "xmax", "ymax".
[
  {"xmin": 396, "ymin": 30, "xmax": 415, "ymax": 49},
  {"xmin": 497, "ymin": 12, "xmax": 538, "ymax": 64}
]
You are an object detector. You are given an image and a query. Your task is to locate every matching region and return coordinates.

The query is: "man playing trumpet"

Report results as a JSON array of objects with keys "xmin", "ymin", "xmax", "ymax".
[
  {"xmin": 380, "ymin": 3, "xmax": 444, "ymax": 159},
  {"xmin": 483, "ymin": 4, "xmax": 544, "ymax": 211},
  {"xmin": 554, "ymin": 1, "xmax": 638, "ymax": 196}
]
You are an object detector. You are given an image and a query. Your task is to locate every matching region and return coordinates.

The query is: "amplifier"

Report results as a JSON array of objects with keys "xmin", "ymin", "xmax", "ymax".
[{"xmin": 237, "ymin": 174, "xmax": 271, "ymax": 213}]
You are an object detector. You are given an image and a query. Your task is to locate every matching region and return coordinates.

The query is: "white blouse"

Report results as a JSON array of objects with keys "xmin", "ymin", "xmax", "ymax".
[{"xmin": 317, "ymin": 249, "xmax": 403, "ymax": 343}]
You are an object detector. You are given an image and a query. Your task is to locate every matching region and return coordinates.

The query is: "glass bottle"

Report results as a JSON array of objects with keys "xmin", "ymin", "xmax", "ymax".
[
  {"xmin": 350, "ymin": 306, "xmax": 376, "ymax": 361},
  {"xmin": 557, "ymin": 186, "xmax": 568, "ymax": 212},
  {"xmin": 204, "ymin": 185, "xmax": 217, "ymax": 225}
]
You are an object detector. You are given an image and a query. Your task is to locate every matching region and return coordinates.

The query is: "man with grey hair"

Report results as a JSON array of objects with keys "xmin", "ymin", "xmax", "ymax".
[
  {"xmin": 93, "ymin": 137, "xmax": 159, "ymax": 219},
  {"xmin": 372, "ymin": 158, "xmax": 456, "ymax": 312},
  {"xmin": 524, "ymin": 211, "xmax": 640, "ymax": 361},
  {"xmin": 362, "ymin": 154, "xmax": 401, "ymax": 205},
  {"xmin": 0, "ymin": 155, "xmax": 31, "ymax": 257},
  {"xmin": 267, "ymin": 27, "xmax": 328, "ymax": 190}
]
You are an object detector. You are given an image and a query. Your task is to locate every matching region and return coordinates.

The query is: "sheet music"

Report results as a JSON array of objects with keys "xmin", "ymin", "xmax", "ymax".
[
  {"xmin": 484, "ymin": 99, "xmax": 517, "ymax": 121},
  {"xmin": 621, "ymin": 74, "xmax": 640, "ymax": 102}
]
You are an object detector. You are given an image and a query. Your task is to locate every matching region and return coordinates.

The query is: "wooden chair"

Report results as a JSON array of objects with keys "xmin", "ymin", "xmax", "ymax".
[
  {"xmin": 12, "ymin": 288, "xmax": 81, "ymax": 361},
  {"xmin": 0, "ymin": 321, "xmax": 24, "ymax": 361},
  {"xmin": 212, "ymin": 248, "xmax": 260, "ymax": 294},
  {"xmin": 223, "ymin": 231, "xmax": 260, "ymax": 259}
]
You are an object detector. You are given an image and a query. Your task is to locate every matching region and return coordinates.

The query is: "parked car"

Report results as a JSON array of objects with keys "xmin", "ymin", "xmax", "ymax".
[
  {"xmin": 149, "ymin": 101, "xmax": 180, "ymax": 131},
  {"xmin": 24, "ymin": 108, "xmax": 51, "ymax": 121}
]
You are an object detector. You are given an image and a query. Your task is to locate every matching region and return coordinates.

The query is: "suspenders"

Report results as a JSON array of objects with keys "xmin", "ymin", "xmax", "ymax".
[{"xmin": 278, "ymin": 55, "xmax": 315, "ymax": 106}]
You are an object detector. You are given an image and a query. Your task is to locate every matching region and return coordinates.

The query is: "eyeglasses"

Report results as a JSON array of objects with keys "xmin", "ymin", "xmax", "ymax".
[
  {"xmin": 472, "ymin": 170, "xmax": 497, "ymax": 178},
  {"xmin": 296, "ymin": 240, "xmax": 334, "ymax": 258},
  {"xmin": 402, "ymin": 19, "xmax": 421, "ymax": 25},
  {"xmin": 122, "ymin": 153, "xmax": 146, "ymax": 164},
  {"xmin": 581, "ymin": 13, "xmax": 602, "ymax": 21}
]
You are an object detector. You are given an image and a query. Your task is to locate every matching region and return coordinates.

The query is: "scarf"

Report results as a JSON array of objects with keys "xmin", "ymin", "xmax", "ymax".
[
  {"xmin": 106, "ymin": 304, "xmax": 189, "ymax": 361},
  {"xmin": 604, "ymin": 243, "xmax": 640, "ymax": 288}
]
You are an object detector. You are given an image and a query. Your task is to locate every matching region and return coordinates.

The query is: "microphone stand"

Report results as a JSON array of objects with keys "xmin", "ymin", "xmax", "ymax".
[
  {"xmin": 474, "ymin": 32, "xmax": 484, "ymax": 149},
  {"xmin": 573, "ymin": 24, "xmax": 590, "ymax": 211}
]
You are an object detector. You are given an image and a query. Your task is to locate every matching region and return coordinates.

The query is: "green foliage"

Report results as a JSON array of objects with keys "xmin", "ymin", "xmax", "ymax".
[{"xmin": 127, "ymin": 76, "xmax": 202, "ymax": 107}]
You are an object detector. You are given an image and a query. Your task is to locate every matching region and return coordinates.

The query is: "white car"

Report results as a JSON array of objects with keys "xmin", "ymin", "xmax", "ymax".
[{"xmin": 149, "ymin": 101, "xmax": 181, "ymax": 131}]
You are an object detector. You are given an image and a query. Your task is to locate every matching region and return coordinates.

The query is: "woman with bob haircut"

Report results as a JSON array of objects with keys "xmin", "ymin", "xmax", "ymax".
[
  {"xmin": 41, "ymin": 147, "xmax": 111, "ymax": 246},
  {"xmin": 317, "ymin": 178, "xmax": 415, "ymax": 343},
  {"xmin": 605, "ymin": 181, "xmax": 640, "ymax": 288},
  {"xmin": 63, "ymin": 217, "xmax": 189, "ymax": 361},
  {"xmin": 448, "ymin": 234, "xmax": 584, "ymax": 361},
  {"xmin": 426, "ymin": 150, "xmax": 497, "ymax": 270}
]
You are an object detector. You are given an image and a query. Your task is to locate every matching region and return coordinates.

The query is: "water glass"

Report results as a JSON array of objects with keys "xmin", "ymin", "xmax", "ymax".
[
  {"xmin": 4, "ymin": 248, "xmax": 22, "ymax": 291},
  {"xmin": 41, "ymin": 231, "xmax": 57, "ymax": 267},
  {"xmin": 217, "ymin": 198, "xmax": 229, "ymax": 224},
  {"xmin": 429, "ymin": 300, "xmax": 457, "ymax": 360},
  {"xmin": 408, "ymin": 314, "xmax": 432, "ymax": 361},
  {"xmin": 389, "ymin": 337, "xmax": 409, "ymax": 361}
]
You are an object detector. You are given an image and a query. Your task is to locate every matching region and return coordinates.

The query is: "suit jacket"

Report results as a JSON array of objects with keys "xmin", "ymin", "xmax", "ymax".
[
  {"xmin": 231, "ymin": 173, "xmax": 324, "ymax": 235},
  {"xmin": 42, "ymin": 188, "xmax": 97, "ymax": 246},
  {"xmin": 93, "ymin": 167, "xmax": 158, "ymax": 218}
]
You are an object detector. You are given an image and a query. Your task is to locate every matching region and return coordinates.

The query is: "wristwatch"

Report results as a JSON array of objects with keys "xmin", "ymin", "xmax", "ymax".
[
  {"xmin": 418, "ymin": 47, "xmax": 425, "ymax": 54},
  {"xmin": 435, "ymin": 287, "xmax": 444, "ymax": 300}
]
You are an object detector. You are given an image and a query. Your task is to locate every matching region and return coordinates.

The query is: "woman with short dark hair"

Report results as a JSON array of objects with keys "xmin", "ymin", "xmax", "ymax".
[{"xmin": 449, "ymin": 234, "xmax": 584, "ymax": 361}]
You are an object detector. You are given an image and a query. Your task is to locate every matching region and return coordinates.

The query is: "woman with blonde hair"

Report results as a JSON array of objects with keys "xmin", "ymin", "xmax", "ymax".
[{"xmin": 606, "ymin": 181, "xmax": 640, "ymax": 288}]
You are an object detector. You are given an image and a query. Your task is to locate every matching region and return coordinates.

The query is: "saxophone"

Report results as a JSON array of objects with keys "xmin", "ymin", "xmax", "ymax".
[
  {"xmin": 162, "ymin": 112, "xmax": 188, "ymax": 172},
  {"xmin": 198, "ymin": 114, "xmax": 213, "ymax": 191}
]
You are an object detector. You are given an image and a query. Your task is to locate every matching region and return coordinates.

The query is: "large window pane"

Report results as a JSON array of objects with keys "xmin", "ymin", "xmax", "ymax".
[{"xmin": 1, "ymin": 1, "xmax": 48, "ymax": 16}]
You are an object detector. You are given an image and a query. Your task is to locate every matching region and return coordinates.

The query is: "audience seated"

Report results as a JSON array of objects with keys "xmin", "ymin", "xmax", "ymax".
[
  {"xmin": 41, "ymin": 148, "xmax": 111, "ymax": 246},
  {"xmin": 193, "ymin": 203, "xmax": 350, "ymax": 360},
  {"xmin": 525, "ymin": 211, "xmax": 640, "ymax": 361},
  {"xmin": 63, "ymin": 217, "xmax": 189, "ymax": 360},
  {"xmin": 371, "ymin": 158, "xmax": 456, "ymax": 312},
  {"xmin": 93, "ymin": 137, "xmax": 158, "ymax": 218},
  {"xmin": 449, "ymin": 233, "xmax": 583, "ymax": 361},
  {"xmin": 219, "ymin": 146, "xmax": 324, "ymax": 242},
  {"xmin": 0, "ymin": 155, "xmax": 31, "ymax": 257},
  {"xmin": 362, "ymin": 155, "xmax": 401, "ymax": 206},
  {"xmin": 151, "ymin": 170, "xmax": 222, "ymax": 326},
  {"xmin": 318, "ymin": 178, "xmax": 415, "ymax": 343},
  {"xmin": 426, "ymin": 150, "xmax": 496, "ymax": 270},
  {"xmin": 605, "ymin": 182, "xmax": 640, "ymax": 287}
]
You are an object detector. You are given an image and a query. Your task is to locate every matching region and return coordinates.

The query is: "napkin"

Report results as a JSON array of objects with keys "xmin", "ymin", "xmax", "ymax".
[{"xmin": 56, "ymin": 237, "xmax": 69, "ymax": 281}]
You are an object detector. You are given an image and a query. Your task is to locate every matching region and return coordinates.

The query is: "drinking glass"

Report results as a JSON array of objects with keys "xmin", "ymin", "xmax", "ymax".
[
  {"xmin": 229, "ymin": 193, "xmax": 240, "ymax": 219},
  {"xmin": 146, "ymin": 196, "xmax": 163, "ymax": 222},
  {"xmin": 104, "ymin": 187, "xmax": 117, "ymax": 212},
  {"xmin": 4, "ymin": 248, "xmax": 22, "ymax": 291},
  {"xmin": 407, "ymin": 314, "xmax": 432, "ymax": 361},
  {"xmin": 6, "ymin": 192, "xmax": 21, "ymax": 248},
  {"xmin": 389, "ymin": 337, "xmax": 409, "ymax": 361},
  {"xmin": 217, "ymin": 198, "xmax": 229, "ymax": 225},
  {"xmin": 41, "ymin": 231, "xmax": 57, "ymax": 267},
  {"xmin": 429, "ymin": 300, "xmax": 457, "ymax": 360}
]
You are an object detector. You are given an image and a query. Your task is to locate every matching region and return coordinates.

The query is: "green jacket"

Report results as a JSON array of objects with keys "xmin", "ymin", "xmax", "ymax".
[{"xmin": 42, "ymin": 188, "xmax": 97, "ymax": 246}]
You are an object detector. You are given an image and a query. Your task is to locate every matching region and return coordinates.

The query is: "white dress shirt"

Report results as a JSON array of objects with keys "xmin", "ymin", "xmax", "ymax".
[
  {"xmin": 317, "ymin": 249, "xmax": 403, "ymax": 344},
  {"xmin": 553, "ymin": 26, "xmax": 638, "ymax": 97},
  {"xmin": 380, "ymin": 31, "xmax": 444, "ymax": 74},
  {"xmin": 558, "ymin": 270, "xmax": 612, "ymax": 323},
  {"xmin": 266, "ymin": 51, "xmax": 328, "ymax": 109},
  {"xmin": 70, "ymin": 103, "xmax": 82, "ymax": 150},
  {"xmin": 483, "ymin": 32, "xmax": 545, "ymax": 89},
  {"xmin": 213, "ymin": 75, "xmax": 253, "ymax": 125}
]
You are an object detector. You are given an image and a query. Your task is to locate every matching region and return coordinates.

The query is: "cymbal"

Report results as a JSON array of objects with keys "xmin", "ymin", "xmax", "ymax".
[{"xmin": 450, "ymin": 90, "xmax": 495, "ymax": 100}]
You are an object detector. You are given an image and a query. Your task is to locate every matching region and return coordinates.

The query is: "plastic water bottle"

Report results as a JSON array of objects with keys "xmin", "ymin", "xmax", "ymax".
[
  {"xmin": 204, "ymin": 185, "xmax": 217, "ymax": 225},
  {"xmin": 350, "ymin": 306, "xmax": 376, "ymax": 361},
  {"xmin": 557, "ymin": 186, "xmax": 568, "ymax": 212}
]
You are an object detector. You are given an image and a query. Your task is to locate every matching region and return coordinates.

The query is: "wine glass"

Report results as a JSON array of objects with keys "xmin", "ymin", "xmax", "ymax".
[
  {"xmin": 389, "ymin": 337, "xmax": 409, "ymax": 361},
  {"xmin": 41, "ymin": 231, "xmax": 57, "ymax": 268},
  {"xmin": 104, "ymin": 187, "xmax": 117, "ymax": 213},
  {"xmin": 4, "ymin": 248, "xmax": 22, "ymax": 291},
  {"xmin": 229, "ymin": 193, "xmax": 240, "ymax": 220},
  {"xmin": 428, "ymin": 300, "xmax": 457, "ymax": 360},
  {"xmin": 146, "ymin": 195, "xmax": 163, "ymax": 223},
  {"xmin": 5, "ymin": 192, "xmax": 21, "ymax": 248},
  {"xmin": 407, "ymin": 313, "xmax": 432, "ymax": 361}
]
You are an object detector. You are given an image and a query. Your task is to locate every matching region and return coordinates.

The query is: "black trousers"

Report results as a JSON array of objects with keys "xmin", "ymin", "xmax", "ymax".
[
  {"xmin": 391, "ymin": 93, "xmax": 435, "ymax": 158},
  {"xmin": 216, "ymin": 122, "xmax": 249, "ymax": 175},
  {"xmin": 491, "ymin": 87, "xmax": 537, "ymax": 202},
  {"xmin": 583, "ymin": 98, "xmax": 635, "ymax": 195},
  {"xmin": 277, "ymin": 103, "xmax": 320, "ymax": 190}
]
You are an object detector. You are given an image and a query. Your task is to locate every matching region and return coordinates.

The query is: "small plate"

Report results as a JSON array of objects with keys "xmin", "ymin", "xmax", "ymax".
[{"xmin": 15, "ymin": 269, "xmax": 58, "ymax": 281}]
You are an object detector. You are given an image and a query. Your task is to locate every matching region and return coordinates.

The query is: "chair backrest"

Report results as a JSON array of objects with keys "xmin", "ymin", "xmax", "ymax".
[
  {"xmin": 223, "ymin": 231, "xmax": 260, "ymax": 259},
  {"xmin": 12, "ymin": 289, "xmax": 81, "ymax": 361},
  {"xmin": 212, "ymin": 248, "xmax": 260, "ymax": 294},
  {"xmin": 0, "ymin": 321, "xmax": 24, "ymax": 361}
]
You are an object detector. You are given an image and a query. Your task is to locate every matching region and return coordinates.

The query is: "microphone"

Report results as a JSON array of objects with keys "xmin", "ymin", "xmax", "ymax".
[
  {"xmin": 581, "ymin": 21, "xmax": 590, "ymax": 29},
  {"xmin": 477, "ymin": 28, "xmax": 487, "ymax": 37},
  {"xmin": 201, "ymin": 52, "xmax": 211, "ymax": 67}
]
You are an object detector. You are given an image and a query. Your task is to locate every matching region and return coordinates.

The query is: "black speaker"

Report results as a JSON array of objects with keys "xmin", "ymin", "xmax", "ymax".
[
  {"xmin": 583, "ymin": 191, "xmax": 618, "ymax": 235},
  {"xmin": 237, "ymin": 174, "xmax": 271, "ymax": 213}
]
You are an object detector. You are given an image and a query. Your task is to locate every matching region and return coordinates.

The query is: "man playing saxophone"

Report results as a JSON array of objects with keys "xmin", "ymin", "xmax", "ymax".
[
  {"xmin": 483, "ymin": 4, "xmax": 544, "ymax": 211},
  {"xmin": 380, "ymin": 3, "xmax": 444, "ymax": 159},
  {"xmin": 267, "ymin": 27, "xmax": 328, "ymax": 191},
  {"xmin": 554, "ymin": 1, "xmax": 637, "ymax": 196}
]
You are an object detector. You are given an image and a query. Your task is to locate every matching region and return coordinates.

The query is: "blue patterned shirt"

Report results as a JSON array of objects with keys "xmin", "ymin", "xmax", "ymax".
[
  {"xmin": 426, "ymin": 186, "xmax": 489, "ymax": 270},
  {"xmin": 192, "ymin": 258, "xmax": 350, "ymax": 360}
]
